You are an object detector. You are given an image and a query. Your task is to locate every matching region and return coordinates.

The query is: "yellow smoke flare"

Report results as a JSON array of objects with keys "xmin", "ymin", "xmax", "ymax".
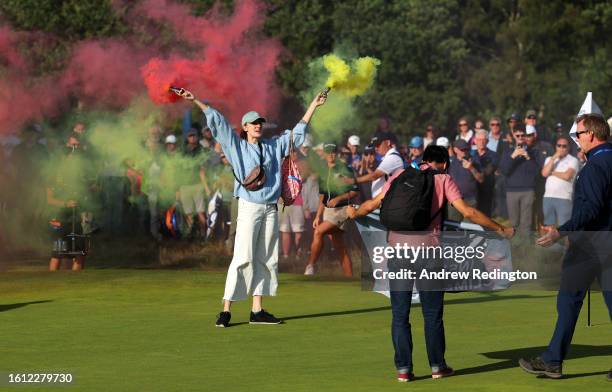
[{"xmin": 323, "ymin": 54, "xmax": 381, "ymax": 97}]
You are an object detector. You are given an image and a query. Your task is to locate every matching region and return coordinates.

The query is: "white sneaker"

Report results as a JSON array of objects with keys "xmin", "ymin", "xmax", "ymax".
[{"xmin": 304, "ymin": 264, "xmax": 315, "ymax": 275}]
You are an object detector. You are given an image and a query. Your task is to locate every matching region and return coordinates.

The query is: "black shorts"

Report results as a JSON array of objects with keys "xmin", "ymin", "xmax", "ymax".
[{"xmin": 49, "ymin": 208, "xmax": 86, "ymax": 258}]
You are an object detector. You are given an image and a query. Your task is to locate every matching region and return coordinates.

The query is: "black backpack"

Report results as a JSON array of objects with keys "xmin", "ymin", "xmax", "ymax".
[{"xmin": 379, "ymin": 166, "xmax": 443, "ymax": 231}]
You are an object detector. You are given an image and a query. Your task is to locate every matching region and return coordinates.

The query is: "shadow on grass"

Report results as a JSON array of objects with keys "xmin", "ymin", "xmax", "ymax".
[
  {"xmin": 0, "ymin": 300, "xmax": 53, "ymax": 313},
  {"xmin": 281, "ymin": 293, "xmax": 553, "ymax": 321},
  {"xmin": 455, "ymin": 344, "xmax": 612, "ymax": 379},
  {"xmin": 221, "ymin": 293, "xmax": 554, "ymax": 328}
]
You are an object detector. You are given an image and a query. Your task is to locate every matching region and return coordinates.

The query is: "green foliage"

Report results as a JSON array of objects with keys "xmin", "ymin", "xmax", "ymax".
[
  {"xmin": 177, "ymin": 0, "xmax": 234, "ymax": 15},
  {"xmin": 266, "ymin": 0, "xmax": 468, "ymax": 137},
  {"xmin": 264, "ymin": 0, "xmax": 335, "ymax": 93},
  {"xmin": 2, "ymin": 0, "xmax": 612, "ymax": 138},
  {"xmin": 461, "ymin": 0, "xmax": 612, "ymax": 131},
  {"xmin": 0, "ymin": 0, "xmax": 122, "ymax": 40},
  {"xmin": 267, "ymin": 0, "xmax": 612, "ymax": 138}
]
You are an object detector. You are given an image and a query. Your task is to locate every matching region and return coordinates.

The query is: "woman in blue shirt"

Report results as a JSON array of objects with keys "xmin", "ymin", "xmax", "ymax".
[{"xmin": 176, "ymin": 89, "xmax": 327, "ymax": 327}]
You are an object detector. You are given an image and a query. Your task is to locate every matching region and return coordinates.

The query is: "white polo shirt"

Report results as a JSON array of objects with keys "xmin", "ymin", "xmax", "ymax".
[{"xmin": 371, "ymin": 147, "xmax": 404, "ymax": 197}]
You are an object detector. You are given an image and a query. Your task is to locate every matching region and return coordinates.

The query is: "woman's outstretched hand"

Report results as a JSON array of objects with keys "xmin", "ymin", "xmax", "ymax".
[
  {"xmin": 170, "ymin": 86, "xmax": 195, "ymax": 101},
  {"xmin": 312, "ymin": 89, "xmax": 328, "ymax": 107}
]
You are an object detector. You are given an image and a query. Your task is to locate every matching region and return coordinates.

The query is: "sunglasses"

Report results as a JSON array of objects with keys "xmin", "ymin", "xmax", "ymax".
[
  {"xmin": 575, "ymin": 130, "xmax": 590, "ymax": 138},
  {"xmin": 489, "ymin": 123, "xmax": 500, "ymax": 126},
  {"xmin": 527, "ymin": 115, "xmax": 537, "ymax": 119},
  {"xmin": 514, "ymin": 134, "xmax": 526, "ymax": 138},
  {"xmin": 556, "ymin": 144, "xmax": 568, "ymax": 148}
]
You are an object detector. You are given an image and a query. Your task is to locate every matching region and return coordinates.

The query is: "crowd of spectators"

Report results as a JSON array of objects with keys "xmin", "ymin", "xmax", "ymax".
[{"xmin": 0, "ymin": 108, "xmax": 607, "ymax": 273}]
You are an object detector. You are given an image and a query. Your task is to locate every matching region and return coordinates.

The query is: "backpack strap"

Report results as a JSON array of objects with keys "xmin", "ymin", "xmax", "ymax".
[
  {"xmin": 288, "ymin": 129, "xmax": 295, "ymax": 156},
  {"xmin": 384, "ymin": 152, "xmax": 407, "ymax": 180},
  {"xmin": 389, "ymin": 151, "xmax": 406, "ymax": 167}
]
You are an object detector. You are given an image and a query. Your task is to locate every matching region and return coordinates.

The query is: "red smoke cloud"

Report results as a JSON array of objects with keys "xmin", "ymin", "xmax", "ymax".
[
  {"xmin": 60, "ymin": 40, "xmax": 152, "ymax": 109},
  {"xmin": 0, "ymin": 28, "xmax": 66, "ymax": 133},
  {"xmin": 0, "ymin": 0, "xmax": 282, "ymax": 134},
  {"xmin": 140, "ymin": 0, "xmax": 282, "ymax": 125},
  {"xmin": 141, "ymin": 57, "xmax": 191, "ymax": 104}
]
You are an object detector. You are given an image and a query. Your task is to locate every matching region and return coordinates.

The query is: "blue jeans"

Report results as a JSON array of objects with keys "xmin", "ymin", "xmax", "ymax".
[
  {"xmin": 543, "ymin": 197, "xmax": 572, "ymax": 226},
  {"xmin": 390, "ymin": 290, "xmax": 447, "ymax": 373}
]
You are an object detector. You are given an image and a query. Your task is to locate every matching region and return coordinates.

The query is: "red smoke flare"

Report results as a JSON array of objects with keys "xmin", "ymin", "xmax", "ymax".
[
  {"xmin": 140, "ymin": 0, "xmax": 282, "ymax": 125},
  {"xmin": 141, "ymin": 57, "xmax": 192, "ymax": 104}
]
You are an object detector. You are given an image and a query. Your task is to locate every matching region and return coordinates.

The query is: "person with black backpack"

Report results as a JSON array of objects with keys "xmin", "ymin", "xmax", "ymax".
[{"xmin": 347, "ymin": 145, "xmax": 514, "ymax": 382}]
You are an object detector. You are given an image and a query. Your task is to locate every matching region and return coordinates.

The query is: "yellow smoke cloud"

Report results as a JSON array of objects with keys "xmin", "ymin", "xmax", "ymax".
[
  {"xmin": 302, "ymin": 52, "xmax": 380, "ymax": 142},
  {"xmin": 324, "ymin": 54, "xmax": 381, "ymax": 97}
]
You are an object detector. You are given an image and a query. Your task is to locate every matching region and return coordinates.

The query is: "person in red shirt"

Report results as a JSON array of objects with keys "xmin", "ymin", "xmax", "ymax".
[{"xmin": 347, "ymin": 145, "xmax": 514, "ymax": 382}]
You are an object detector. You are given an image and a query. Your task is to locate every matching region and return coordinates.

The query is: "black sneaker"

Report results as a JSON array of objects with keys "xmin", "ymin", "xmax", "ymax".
[
  {"xmin": 249, "ymin": 309, "xmax": 282, "ymax": 325},
  {"xmin": 607, "ymin": 369, "xmax": 612, "ymax": 381},
  {"xmin": 519, "ymin": 357, "xmax": 562, "ymax": 379},
  {"xmin": 215, "ymin": 311, "xmax": 231, "ymax": 328}
]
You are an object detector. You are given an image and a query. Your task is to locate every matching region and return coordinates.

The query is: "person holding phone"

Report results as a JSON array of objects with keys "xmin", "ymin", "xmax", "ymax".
[
  {"xmin": 448, "ymin": 139, "xmax": 483, "ymax": 221},
  {"xmin": 498, "ymin": 126, "xmax": 545, "ymax": 235}
]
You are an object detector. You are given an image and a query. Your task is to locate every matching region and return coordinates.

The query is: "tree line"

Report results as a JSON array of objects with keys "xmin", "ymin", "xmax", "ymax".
[{"xmin": 1, "ymin": 0, "xmax": 610, "ymax": 138}]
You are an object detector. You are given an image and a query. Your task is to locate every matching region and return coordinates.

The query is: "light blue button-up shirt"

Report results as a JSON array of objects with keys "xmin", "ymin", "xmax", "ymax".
[{"xmin": 203, "ymin": 107, "xmax": 307, "ymax": 204}]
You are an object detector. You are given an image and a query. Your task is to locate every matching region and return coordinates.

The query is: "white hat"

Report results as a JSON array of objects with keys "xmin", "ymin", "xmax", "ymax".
[
  {"xmin": 525, "ymin": 125, "xmax": 537, "ymax": 135},
  {"xmin": 348, "ymin": 135, "xmax": 360, "ymax": 146},
  {"xmin": 165, "ymin": 135, "xmax": 177, "ymax": 144},
  {"xmin": 302, "ymin": 134, "xmax": 313, "ymax": 148},
  {"xmin": 436, "ymin": 137, "xmax": 450, "ymax": 148},
  {"xmin": 569, "ymin": 92, "xmax": 605, "ymax": 146}
]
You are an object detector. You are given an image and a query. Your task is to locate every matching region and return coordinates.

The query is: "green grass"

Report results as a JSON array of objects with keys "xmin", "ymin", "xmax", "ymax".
[{"xmin": 1, "ymin": 269, "xmax": 611, "ymax": 391}]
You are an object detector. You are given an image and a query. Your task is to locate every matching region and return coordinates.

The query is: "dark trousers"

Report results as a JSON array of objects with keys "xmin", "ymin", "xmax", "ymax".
[
  {"xmin": 542, "ymin": 241, "xmax": 612, "ymax": 365},
  {"xmin": 390, "ymin": 290, "xmax": 447, "ymax": 372},
  {"xmin": 542, "ymin": 290, "xmax": 612, "ymax": 365},
  {"xmin": 493, "ymin": 174, "xmax": 508, "ymax": 219}
]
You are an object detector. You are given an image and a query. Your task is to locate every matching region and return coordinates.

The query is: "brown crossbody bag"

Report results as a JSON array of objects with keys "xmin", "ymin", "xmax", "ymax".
[{"xmin": 232, "ymin": 141, "xmax": 267, "ymax": 191}]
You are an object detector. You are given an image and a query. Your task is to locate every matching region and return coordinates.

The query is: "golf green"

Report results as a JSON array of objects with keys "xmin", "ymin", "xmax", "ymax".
[{"xmin": 1, "ymin": 269, "xmax": 610, "ymax": 391}]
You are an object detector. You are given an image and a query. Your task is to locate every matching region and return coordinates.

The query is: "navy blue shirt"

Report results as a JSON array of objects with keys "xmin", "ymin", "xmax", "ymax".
[
  {"xmin": 476, "ymin": 148, "xmax": 499, "ymax": 182},
  {"xmin": 559, "ymin": 142, "xmax": 612, "ymax": 233},
  {"xmin": 498, "ymin": 146, "xmax": 545, "ymax": 191},
  {"xmin": 449, "ymin": 155, "xmax": 482, "ymax": 200}
]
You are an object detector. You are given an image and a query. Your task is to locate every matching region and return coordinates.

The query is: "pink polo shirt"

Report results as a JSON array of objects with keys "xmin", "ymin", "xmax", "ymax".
[{"xmin": 381, "ymin": 164, "xmax": 463, "ymax": 245}]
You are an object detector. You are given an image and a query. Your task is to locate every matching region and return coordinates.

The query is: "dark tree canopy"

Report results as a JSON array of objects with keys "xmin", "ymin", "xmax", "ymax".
[{"xmin": 2, "ymin": 0, "xmax": 611, "ymax": 139}]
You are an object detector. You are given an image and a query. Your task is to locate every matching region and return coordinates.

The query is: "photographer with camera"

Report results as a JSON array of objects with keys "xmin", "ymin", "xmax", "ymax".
[{"xmin": 46, "ymin": 135, "xmax": 94, "ymax": 271}]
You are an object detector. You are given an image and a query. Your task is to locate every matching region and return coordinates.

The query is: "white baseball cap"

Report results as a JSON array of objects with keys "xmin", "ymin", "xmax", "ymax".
[
  {"xmin": 348, "ymin": 135, "xmax": 360, "ymax": 146},
  {"xmin": 165, "ymin": 135, "xmax": 177, "ymax": 144},
  {"xmin": 436, "ymin": 137, "xmax": 450, "ymax": 148},
  {"xmin": 525, "ymin": 125, "xmax": 537, "ymax": 135}
]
